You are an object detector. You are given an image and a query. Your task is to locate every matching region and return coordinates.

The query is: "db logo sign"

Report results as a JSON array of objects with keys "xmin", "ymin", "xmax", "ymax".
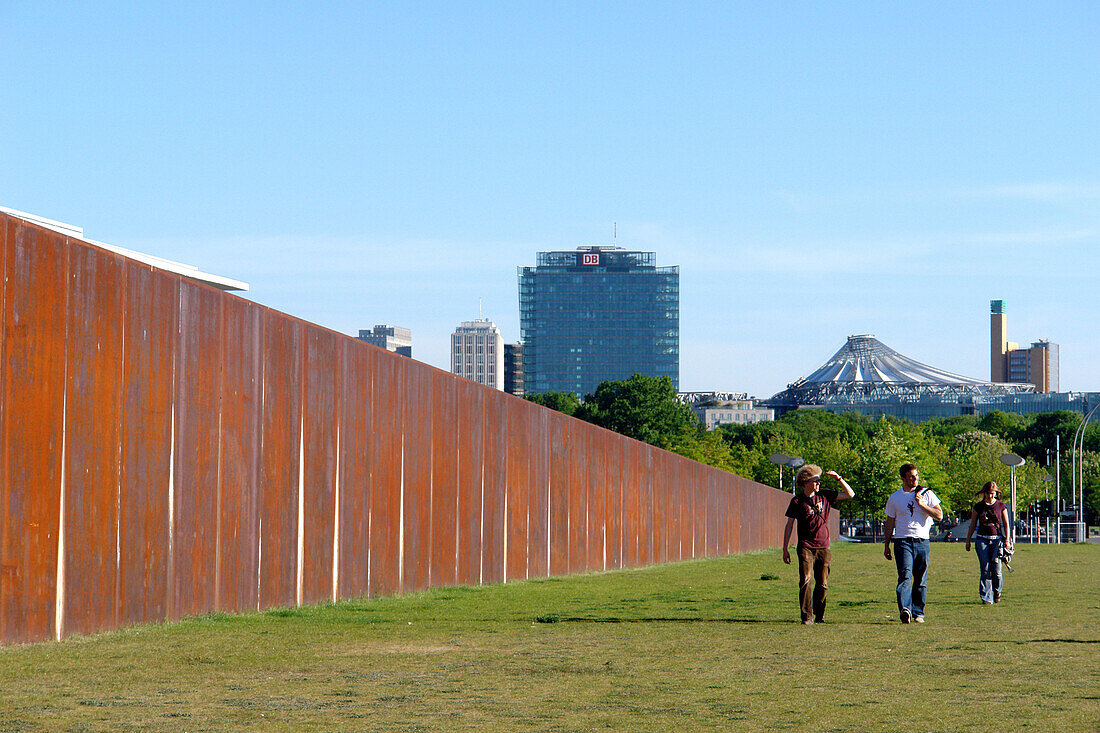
[{"xmin": 582, "ymin": 253, "xmax": 600, "ymax": 266}]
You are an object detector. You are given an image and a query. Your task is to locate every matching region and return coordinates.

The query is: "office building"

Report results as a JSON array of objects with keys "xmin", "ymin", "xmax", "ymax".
[
  {"xmin": 451, "ymin": 319, "xmax": 504, "ymax": 390},
  {"xmin": 504, "ymin": 343, "xmax": 525, "ymax": 397},
  {"xmin": 358, "ymin": 325, "xmax": 412, "ymax": 357},
  {"xmin": 990, "ymin": 300, "xmax": 1059, "ymax": 393},
  {"xmin": 679, "ymin": 392, "xmax": 774, "ymax": 429},
  {"xmin": 518, "ymin": 245, "xmax": 679, "ymax": 396}
]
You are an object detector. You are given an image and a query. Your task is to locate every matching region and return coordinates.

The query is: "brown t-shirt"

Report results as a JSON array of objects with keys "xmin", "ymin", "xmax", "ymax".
[
  {"xmin": 972, "ymin": 500, "xmax": 1007, "ymax": 537},
  {"xmin": 785, "ymin": 489, "xmax": 838, "ymax": 549}
]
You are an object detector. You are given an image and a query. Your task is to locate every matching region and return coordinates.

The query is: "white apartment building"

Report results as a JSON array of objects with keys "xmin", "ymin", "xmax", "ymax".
[{"xmin": 451, "ymin": 319, "xmax": 505, "ymax": 390}]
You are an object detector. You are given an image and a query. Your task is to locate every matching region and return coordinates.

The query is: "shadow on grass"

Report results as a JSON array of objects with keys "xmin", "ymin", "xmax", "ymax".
[{"xmin": 533, "ymin": 615, "xmax": 900, "ymax": 625}]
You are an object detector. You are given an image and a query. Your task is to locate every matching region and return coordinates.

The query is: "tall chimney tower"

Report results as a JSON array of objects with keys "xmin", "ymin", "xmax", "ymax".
[{"xmin": 990, "ymin": 299, "xmax": 1007, "ymax": 382}]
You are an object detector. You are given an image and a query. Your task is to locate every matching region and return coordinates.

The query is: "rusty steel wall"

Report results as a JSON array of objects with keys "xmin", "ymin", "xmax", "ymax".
[{"xmin": 0, "ymin": 211, "xmax": 814, "ymax": 646}]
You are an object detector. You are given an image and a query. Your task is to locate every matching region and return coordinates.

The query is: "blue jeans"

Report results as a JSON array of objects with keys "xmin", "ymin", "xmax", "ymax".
[
  {"xmin": 893, "ymin": 538, "xmax": 930, "ymax": 617},
  {"xmin": 974, "ymin": 536, "xmax": 1002, "ymax": 603}
]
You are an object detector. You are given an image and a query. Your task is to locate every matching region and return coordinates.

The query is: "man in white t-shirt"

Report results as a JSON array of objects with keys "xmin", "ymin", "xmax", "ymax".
[{"xmin": 883, "ymin": 463, "xmax": 943, "ymax": 624}]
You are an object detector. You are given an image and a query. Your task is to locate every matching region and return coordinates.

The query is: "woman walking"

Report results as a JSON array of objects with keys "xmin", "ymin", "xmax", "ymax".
[{"xmin": 965, "ymin": 481, "xmax": 1012, "ymax": 604}]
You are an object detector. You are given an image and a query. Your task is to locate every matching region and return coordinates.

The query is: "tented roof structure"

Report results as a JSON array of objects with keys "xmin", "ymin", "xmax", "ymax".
[{"xmin": 766, "ymin": 334, "xmax": 1035, "ymax": 408}]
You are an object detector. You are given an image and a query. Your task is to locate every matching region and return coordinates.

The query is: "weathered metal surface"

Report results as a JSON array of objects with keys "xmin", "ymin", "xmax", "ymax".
[
  {"xmin": 481, "ymin": 389, "xmax": 507, "ymax": 584},
  {"xmin": 0, "ymin": 210, "xmax": 815, "ymax": 645},
  {"xmin": 215, "ymin": 296, "xmax": 261, "ymax": 613},
  {"xmin": 301, "ymin": 327, "xmax": 339, "ymax": 606},
  {"xmin": 118, "ymin": 261, "xmax": 177, "ymax": 626},
  {"xmin": 547, "ymin": 412, "xmax": 569, "ymax": 576},
  {"xmin": 400, "ymin": 359, "xmax": 431, "ymax": 593},
  {"xmin": 169, "ymin": 281, "xmax": 223, "ymax": 622},
  {"xmin": 528, "ymin": 405, "xmax": 550, "ymax": 578},
  {"xmin": 1, "ymin": 220, "xmax": 65, "ymax": 643},
  {"xmin": 505, "ymin": 396, "xmax": 531, "ymax": 581},
  {"xmin": 368, "ymin": 349, "xmax": 403, "ymax": 597},
  {"xmin": 431, "ymin": 371, "xmax": 458, "ymax": 587},
  {"xmin": 258, "ymin": 315, "xmax": 301, "ymax": 610},
  {"xmin": 62, "ymin": 243, "xmax": 125, "ymax": 637},
  {"xmin": 454, "ymin": 378, "xmax": 483, "ymax": 587},
  {"xmin": 337, "ymin": 340, "xmax": 372, "ymax": 599}
]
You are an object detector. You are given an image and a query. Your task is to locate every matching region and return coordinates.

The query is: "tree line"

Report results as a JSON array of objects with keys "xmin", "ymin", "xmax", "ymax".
[{"xmin": 527, "ymin": 374, "xmax": 1100, "ymax": 524}]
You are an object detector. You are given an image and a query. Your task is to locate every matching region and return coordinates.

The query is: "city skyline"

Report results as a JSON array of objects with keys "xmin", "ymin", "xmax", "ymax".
[{"xmin": 3, "ymin": 3, "xmax": 1097, "ymax": 397}]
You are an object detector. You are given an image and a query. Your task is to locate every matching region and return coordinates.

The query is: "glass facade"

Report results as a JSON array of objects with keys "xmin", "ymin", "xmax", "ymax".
[{"xmin": 518, "ymin": 247, "xmax": 679, "ymax": 396}]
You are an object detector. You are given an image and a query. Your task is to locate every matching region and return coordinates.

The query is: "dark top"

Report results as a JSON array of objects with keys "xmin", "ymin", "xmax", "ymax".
[
  {"xmin": 972, "ymin": 500, "xmax": 1008, "ymax": 537},
  {"xmin": 785, "ymin": 489, "xmax": 838, "ymax": 549}
]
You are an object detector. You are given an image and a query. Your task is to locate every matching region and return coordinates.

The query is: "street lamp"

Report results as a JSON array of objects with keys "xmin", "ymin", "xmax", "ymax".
[
  {"xmin": 767, "ymin": 453, "xmax": 804, "ymax": 493},
  {"xmin": 1071, "ymin": 401, "xmax": 1100, "ymax": 541},
  {"xmin": 767, "ymin": 453, "xmax": 790, "ymax": 491},
  {"xmin": 999, "ymin": 452, "xmax": 1025, "ymax": 545}
]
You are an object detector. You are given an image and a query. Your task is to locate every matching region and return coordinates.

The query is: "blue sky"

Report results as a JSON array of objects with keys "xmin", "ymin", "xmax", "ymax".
[{"xmin": 3, "ymin": 2, "xmax": 1097, "ymax": 396}]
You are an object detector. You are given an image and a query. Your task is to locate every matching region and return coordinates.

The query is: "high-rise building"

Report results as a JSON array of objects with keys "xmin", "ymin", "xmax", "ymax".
[
  {"xmin": 504, "ymin": 343, "xmax": 525, "ymax": 397},
  {"xmin": 451, "ymin": 319, "xmax": 504, "ymax": 390},
  {"xmin": 989, "ymin": 300, "xmax": 1059, "ymax": 393},
  {"xmin": 518, "ymin": 245, "xmax": 679, "ymax": 396},
  {"xmin": 358, "ymin": 325, "xmax": 412, "ymax": 357}
]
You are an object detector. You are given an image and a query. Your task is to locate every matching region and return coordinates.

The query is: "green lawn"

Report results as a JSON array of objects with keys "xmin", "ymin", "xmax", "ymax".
[{"xmin": 1, "ymin": 542, "xmax": 1097, "ymax": 732}]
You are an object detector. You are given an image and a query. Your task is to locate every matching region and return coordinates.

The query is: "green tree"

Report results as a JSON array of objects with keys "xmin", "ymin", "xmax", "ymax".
[
  {"xmin": 525, "ymin": 391, "xmax": 582, "ymax": 416},
  {"xmin": 578, "ymin": 374, "xmax": 703, "ymax": 452},
  {"xmin": 852, "ymin": 418, "xmax": 905, "ymax": 523}
]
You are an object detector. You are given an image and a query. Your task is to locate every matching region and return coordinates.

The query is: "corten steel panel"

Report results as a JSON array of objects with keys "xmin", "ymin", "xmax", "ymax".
[
  {"xmin": 216, "ymin": 296, "xmax": 261, "ymax": 613},
  {"xmin": 527, "ymin": 405, "xmax": 550, "ymax": 579},
  {"xmin": 301, "ymin": 327, "xmax": 340, "ymax": 606},
  {"xmin": 649, "ymin": 448, "xmax": 666, "ymax": 565},
  {"xmin": 640, "ymin": 448, "xmax": 654, "ymax": 566},
  {"xmin": 0, "ymin": 220, "xmax": 65, "ymax": 644},
  {"xmin": 505, "ymin": 397, "xmax": 531, "ymax": 582},
  {"xmin": 62, "ymin": 242, "xmax": 125, "ymax": 637},
  {"xmin": 606, "ymin": 440, "xmax": 623, "ymax": 570},
  {"xmin": 673, "ymin": 455, "xmax": 687, "ymax": 560},
  {"xmin": 565, "ymin": 423, "xmax": 586, "ymax": 575},
  {"xmin": 587, "ymin": 430, "xmax": 607, "ymax": 572},
  {"xmin": 431, "ymin": 372, "xmax": 458, "ymax": 587},
  {"xmin": 167, "ymin": 283, "xmax": 223, "ymax": 619},
  {"xmin": 368, "ymin": 350, "xmax": 404, "ymax": 597},
  {"xmin": 714, "ymin": 473, "xmax": 727, "ymax": 556},
  {"xmin": 117, "ymin": 261, "xmax": 177, "ymax": 627},
  {"xmin": 400, "ymin": 360, "xmax": 431, "ymax": 593},
  {"xmin": 712, "ymin": 468, "xmax": 721, "ymax": 554},
  {"xmin": 668, "ymin": 452, "xmax": 682, "ymax": 561},
  {"xmin": 170, "ymin": 282, "xmax": 223, "ymax": 621},
  {"xmin": 693, "ymin": 461, "xmax": 708, "ymax": 559},
  {"xmin": 727, "ymin": 476, "xmax": 741, "ymax": 554},
  {"xmin": 454, "ymin": 379, "xmax": 483, "ymax": 587},
  {"xmin": 258, "ymin": 315, "xmax": 301, "ymax": 610},
  {"xmin": 546, "ymin": 412, "xmax": 569, "ymax": 577},
  {"xmin": 337, "ymin": 341, "xmax": 372, "ymax": 599},
  {"xmin": 480, "ymin": 389, "xmax": 507, "ymax": 584},
  {"xmin": 624, "ymin": 435, "xmax": 642, "ymax": 567}
]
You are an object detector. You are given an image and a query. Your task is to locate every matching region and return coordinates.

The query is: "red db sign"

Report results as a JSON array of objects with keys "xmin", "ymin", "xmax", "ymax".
[{"xmin": 582, "ymin": 253, "xmax": 600, "ymax": 266}]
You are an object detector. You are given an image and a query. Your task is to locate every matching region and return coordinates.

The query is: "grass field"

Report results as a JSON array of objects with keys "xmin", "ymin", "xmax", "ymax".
[{"xmin": 0, "ymin": 542, "xmax": 1097, "ymax": 732}]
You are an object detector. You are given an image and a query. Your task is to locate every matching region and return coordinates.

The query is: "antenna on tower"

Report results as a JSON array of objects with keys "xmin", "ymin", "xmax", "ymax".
[
  {"xmin": 613, "ymin": 221, "xmax": 617, "ymax": 243},
  {"xmin": 479, "ymin": 297, "xmax": 483, "ymax": 319}
]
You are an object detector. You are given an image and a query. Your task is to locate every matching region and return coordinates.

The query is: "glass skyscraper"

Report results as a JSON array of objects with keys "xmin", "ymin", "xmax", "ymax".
[{"xmin": 518, "ymin": 246, "xmax": 679, "ymax": 396}]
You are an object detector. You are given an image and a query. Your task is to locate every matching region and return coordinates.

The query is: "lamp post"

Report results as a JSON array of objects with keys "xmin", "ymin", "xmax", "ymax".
[
  {"xmin": 768, "ymin": 453, "xmax": 790, "ymax": 491},
  {"xmin": 1071, "ymin": 402, "xmax": 1099, "ymax": 542},
  {"xmin": 999, "ymin": 453, "xmax": 1025, "ymax": 545},
  {"xmin": 767, "ymin": 453, "xmax": 804, "ymax": 493},
  {"xmin": 1042, "ymin": 474, "xmax": 1054, "ymax": 543}
]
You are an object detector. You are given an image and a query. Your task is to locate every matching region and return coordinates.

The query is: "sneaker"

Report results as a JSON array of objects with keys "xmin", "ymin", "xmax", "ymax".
[
  {"xmin": 993, "ymin": 593, "xmax": 1001, "ymax": 603},
  {"xmin": 914, "ymin": 615, "xmax": 924, "ymax": 623},
  {"xmin": 900, "ymin": 609, "xmax": 911, "ymax": 624},
  {"xmin": 982, "ymin": 600, "xmax": 993, "ymax": 605},
  {"xmin": 814, "ymin": 617, "xmax": 824, "ymax": 624},
  {"xmin": 801, "ymin": 619, "xmax": 814, "ymax": 625}
]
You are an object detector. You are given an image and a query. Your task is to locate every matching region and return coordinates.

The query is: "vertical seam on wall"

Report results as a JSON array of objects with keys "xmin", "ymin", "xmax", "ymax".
[
  {"xmin": 296, "ymin": 410, "xmax": 305, "ymax": 607},
  {"xmin": 214, "ymin": 298, "xmax": 225, "ymax": 611},
  {"xmin": 114, "ymin": 260, "xmax": 127, "ymax": 630}
]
